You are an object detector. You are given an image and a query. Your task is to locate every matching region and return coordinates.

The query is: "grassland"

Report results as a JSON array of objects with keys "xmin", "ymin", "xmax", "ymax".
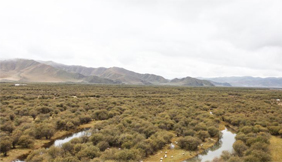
[{"xmin": 270, "ymin": 136, "xmax": 282, "ymax": 162}]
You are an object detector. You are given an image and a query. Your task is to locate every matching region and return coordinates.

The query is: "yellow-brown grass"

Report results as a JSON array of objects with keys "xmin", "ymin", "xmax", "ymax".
[
  {"xmin": 269, "ymin": 136, "xmax": 282, "ymax": 162},
  {"xmin": 144, "ymin": 136, "xmax": 218, "ymax": 162}
]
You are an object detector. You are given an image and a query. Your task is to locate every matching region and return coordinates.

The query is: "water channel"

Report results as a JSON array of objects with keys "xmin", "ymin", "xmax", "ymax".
[
  {"xmin": 14, "ymin": 129, "xmax": 90, "ymax": 162},
  {"xmin": 15, "ymin": 127, "xmax": 236, "ymax": 162},
  {"xmin": 185, "ymin": 127, "xmax": 236, "ymax": 162},
  {"xmin": 54, "ymin": 129, "xmax": 90, "ymax": 147}
]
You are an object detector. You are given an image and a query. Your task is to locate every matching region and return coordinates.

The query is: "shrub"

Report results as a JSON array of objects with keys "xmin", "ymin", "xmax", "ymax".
[
  {"xmin": 114, "ymin": 149, "xmax": 140, "ymax": 161},
  {"xmin": 97, "ymin": 141, "xmax": 109, "ymax": 151},
  {"xmin": 178, "ymin": 136, "xmax": 201, "ymax": 151},
  {"xmin": 208, "ymin": 126, "xmax": 219, "ymax": 137},
  {"xmin": 90, "ymin": 133, "xmax": 104, "ymax": 145},
  {"xmin": 233, "ymin": 140, "xmax": 247, "ymax": 157},
  {"xmin": 62, "ymin": 142, "xmax": 74, "ymax": 154},
  {"xmin": 0, "ymin": 135, "xmax": 12, "ymax": 156},
  {"xmin": 47, "ymin": 146, "xmax": 61, "ymax": 159},
  {"xmin": 0, "ymin": 121, "xmax": 15, "ymax": 133},
  {"xmin": 227, "ymin": 156, "xmax": 243, "ymax": 162},
  {"xmin": 79, "ymin": 115, "xmax": 92, "ymax": 124},
  {"xmin": 93, "ymin": 110, "xmax": 109, "ymax": 120},
  {"xmin": 268, "ymin": 126, "xmax": 281, "ymax": 135},
  {"xmin": 76, "ymin": 145, "xmax": 100, "ymax": 160},
  {"xmin": 197, "ymin": 130, "xmax": 210, "ymax": 141},
  {"xmin": 240, "ymin": 126, "xmax": 253, "ymax": 134},
  {"xmin": 220, "ymin": 150, "xmax": 231, "ymax": 161},
  {"xmin": 18, "ymin": 135, "xmax": 34, "ymax": 148},
  {"xmin": 11, "ymin": 129, "xmax": 22, "ymax": 148}
]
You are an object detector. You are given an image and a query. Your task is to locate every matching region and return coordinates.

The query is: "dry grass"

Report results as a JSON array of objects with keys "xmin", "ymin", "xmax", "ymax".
[
  {"xmin": 269, "ymin": 136, "xmax": 282, "ymax": 162},
  {"xmin": 51, "ymin": 130, "xmax": 69, "ymax": 140},
  {"xmin": 144, "ymin": 123, "xmax": 225, "ymax": 162},
  {"xmin": 144, "ymin": 137, "xmax": 218, "ymax": 162},
  {"xmin": 78, "ymin": 120, "xmax": 97, "ymax": 129},
  {"xmin": 0, "ymin": 139, "xmax": 51, "ymax": 162},
  {"xmin": 0, "ymin": 148, "xmax": 30, "ymax": 162}
]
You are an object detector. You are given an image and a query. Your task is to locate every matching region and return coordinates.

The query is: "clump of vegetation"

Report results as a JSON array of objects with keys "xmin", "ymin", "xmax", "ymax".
[{"xmin": 178, "ymin": 136, "xmax": 201, "ymax": 151}]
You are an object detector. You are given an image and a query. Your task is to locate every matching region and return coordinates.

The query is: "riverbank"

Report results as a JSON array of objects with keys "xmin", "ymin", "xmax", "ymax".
[{"xmin": 0, "ymin": 120, "xmax": 96, "ymax": 162}]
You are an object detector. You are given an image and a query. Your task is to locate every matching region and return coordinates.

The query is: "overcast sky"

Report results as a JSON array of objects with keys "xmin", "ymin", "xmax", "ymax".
[{"xmin": 0, "ymin": 0, "xmax": 281, "ymax": 79}]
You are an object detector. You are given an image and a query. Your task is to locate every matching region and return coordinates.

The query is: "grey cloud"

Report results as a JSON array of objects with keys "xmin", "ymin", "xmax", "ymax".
[{"xmin": 0, "ymin": 0, "xmax": 281, "ymax": 78}]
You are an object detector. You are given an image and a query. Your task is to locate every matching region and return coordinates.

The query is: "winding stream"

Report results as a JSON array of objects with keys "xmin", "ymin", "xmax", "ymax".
[
  {"xmin": 15, "ymin": 127, "xmax": 236, "ymax": 162},
  {"xmin": 185, "ymin": 127, "xmax": 236, "ymax": 162},
  {"xmin": 14, "ymin": 129, "xmax": 90, "ymax": 162}
]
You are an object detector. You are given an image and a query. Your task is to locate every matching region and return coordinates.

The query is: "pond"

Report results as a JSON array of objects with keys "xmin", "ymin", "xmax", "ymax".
[{"xmin": 185, "ymin": 127, "xmax": 236, "ymax": 162}]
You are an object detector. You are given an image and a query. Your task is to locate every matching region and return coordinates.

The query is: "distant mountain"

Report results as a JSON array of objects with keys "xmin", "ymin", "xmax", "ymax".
[
  {"xmin": 0, "ymin": 59, "xmax": 118, "ymax": 84},
  {"xmin": 170, "ymin": 77, "xmax": 214, "ymax": 87},
  {"xmin": 0, "ymin": 59, "xmax": 214, "ymax": 86},
  {"xmin": 206, "ymin": 77, "xmax": 282, "ymax": 88},
  {"xmin": 209, "ymin": 81, "xmax": 232, "ymax": 87},
  {"xmin": 42, "ymin": 61, "xmax": 168, "ymax": 85}
]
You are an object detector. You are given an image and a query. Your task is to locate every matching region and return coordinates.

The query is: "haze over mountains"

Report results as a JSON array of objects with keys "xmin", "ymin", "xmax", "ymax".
[
  {"xmin": 204, "ymin": 77, "xmax": 282, "ymax": 88},
  {"xmin": 1, "ymin": 59, "xmax": 281, "ymax": 88}
]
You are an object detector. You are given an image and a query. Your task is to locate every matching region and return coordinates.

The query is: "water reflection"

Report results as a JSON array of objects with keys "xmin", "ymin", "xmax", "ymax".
[
  {"xmin": 14, "ymin": 129, "xmax": 90, "ymax": 162},
  {"xmin": 185, "ymin": 128, "xmax": 236, "ymax": 162},
  {"xmin": 54, "ymin": 129, "xmax": 90, "ymax": 147}
]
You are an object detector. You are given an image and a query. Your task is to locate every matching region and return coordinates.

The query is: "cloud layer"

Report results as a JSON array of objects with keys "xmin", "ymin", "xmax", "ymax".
[{"xmin": 1, "ymin": 0, "xmax": 281, "ymax": 78}]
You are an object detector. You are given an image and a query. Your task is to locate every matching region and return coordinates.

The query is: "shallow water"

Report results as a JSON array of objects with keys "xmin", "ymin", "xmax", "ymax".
[
  {"xmin": 15, "ymin": 129, "xmax": 90, "ymax": 162},
  {"xmin": 185, "ymin": 128, "xmax": 236, "ymax": 162},
  {"xmin": 54, "ymin": 129, "xmax": 90, "ymax": 147}
]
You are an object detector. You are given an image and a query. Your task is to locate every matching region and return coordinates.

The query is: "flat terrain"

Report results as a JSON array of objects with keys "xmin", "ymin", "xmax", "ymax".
[
  {"xmin": 0, "ymin": 84, "xmax": 281, "ymax": 161},
  {"xmin": 270, "ymin": 136, "xmax": 282, "ymax": 162}
]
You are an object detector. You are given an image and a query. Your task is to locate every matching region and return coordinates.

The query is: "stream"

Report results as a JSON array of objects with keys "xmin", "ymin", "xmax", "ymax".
[
  {"xmin": 14, "ymin": 129, "xmax": 90, "ymax": 162},
  {"xmin": 54, "ymin": 129, "xmax": 90, "ymax": 147},
  {"xmin": 185, "ymin": 127, "xmax": 236, "ymax": 162},
  {"xmin": 15, "ymin": 127, "xmax": 235, "ymax": 162}
]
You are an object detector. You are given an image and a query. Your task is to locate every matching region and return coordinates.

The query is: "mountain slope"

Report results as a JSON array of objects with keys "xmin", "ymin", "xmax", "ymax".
[
  {"xmin": 0, "ymin": 59, "xmax": 118, "ymax": 84},
  {"xmin": 42, "ymin": 61, "xmax": 168, "ymax": 85},
  {"xmin": 1, "ymin": 59, "xmax": 214, "ymax": 86},
  {"xmin": 0, "ymin": 59, "xmax": 81, "ymax": 82}
]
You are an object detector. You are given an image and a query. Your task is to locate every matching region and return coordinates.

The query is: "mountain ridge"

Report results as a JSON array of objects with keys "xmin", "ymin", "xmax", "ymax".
[
  {"xmin": 2, "ymin": 59, "xmax": 282, "ymax": 87},
  {"xmin": 0, "ymin": 59, "xmax": 214, "ymax": 87}
]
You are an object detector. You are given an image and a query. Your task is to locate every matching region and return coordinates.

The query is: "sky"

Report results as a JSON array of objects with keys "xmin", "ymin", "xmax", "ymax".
[{"xmin": 0, "ymin": 0, "xmax": 281, "ymax": 79}]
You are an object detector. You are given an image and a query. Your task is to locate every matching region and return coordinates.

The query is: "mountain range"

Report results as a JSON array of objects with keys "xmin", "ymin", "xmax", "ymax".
[
  {"xmin": 0, "ymin": 59, "xmax": 214, "ymax": 87},
  {"xmin": 1, "ymin": 59, "xmax": 281, "ymax": 88}
]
